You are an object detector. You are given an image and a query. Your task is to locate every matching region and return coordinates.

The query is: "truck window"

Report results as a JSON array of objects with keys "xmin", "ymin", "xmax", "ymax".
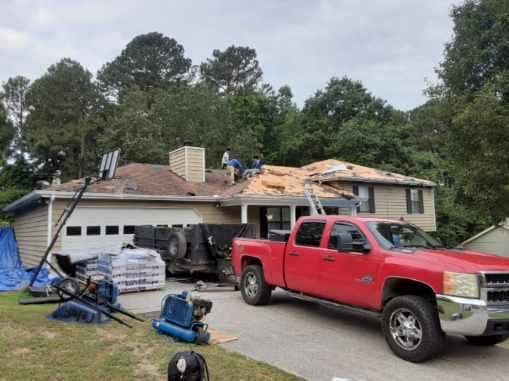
[
  {"xmin": 328, "ymin": 222, "xmax": 367, "ymax": 251},
  {"xmin": 295, "ymin": 222, "xmax": 325, "ymax": 247}
]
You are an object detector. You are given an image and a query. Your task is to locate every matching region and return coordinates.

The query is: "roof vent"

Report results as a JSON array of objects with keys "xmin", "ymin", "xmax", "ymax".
[
  {"xmin": 321, "ymin": 164, "xmax": 347, "ymax": 176},
  {"xmin": 169, "ymin": 145, "xmax": 206, "ymax": 183}
]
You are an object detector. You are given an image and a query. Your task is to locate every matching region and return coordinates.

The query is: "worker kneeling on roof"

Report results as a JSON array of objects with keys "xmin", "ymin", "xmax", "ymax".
[{"xmin": 227, "ymin": 158, "xmax": 244, "ymax": 185}]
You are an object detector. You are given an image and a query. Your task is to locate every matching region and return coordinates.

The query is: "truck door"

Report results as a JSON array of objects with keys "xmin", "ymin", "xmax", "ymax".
[
  {"xmin": 319, "ymin": 222, "xmax": 383, "ymax": 309},
  {"xmin": 284, "ymin": 220, "xmax": 327, "ymax": 297}
]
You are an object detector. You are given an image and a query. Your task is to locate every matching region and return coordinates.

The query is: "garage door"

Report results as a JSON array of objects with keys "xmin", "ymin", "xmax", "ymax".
[{"xmin": 61, "ymin": 207, "xmax": 202, "ymax": 253}]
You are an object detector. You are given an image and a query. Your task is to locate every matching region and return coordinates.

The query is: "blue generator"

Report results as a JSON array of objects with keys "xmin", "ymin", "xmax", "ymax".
[{"xmin": 152, "ymin": 291, "xmax": 213, "ymax": 344}]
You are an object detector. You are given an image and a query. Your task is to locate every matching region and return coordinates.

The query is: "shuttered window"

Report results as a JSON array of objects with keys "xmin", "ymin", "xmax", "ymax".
[
  {"xmin": 353, "ymin": 184, "xmax": 376, "ymax": 214},
  {"xmin": 406, "ymin": 189, "xmax": 424, "ymax": 214}
]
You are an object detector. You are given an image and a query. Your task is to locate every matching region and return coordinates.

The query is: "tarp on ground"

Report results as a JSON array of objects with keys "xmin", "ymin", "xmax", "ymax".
[{"xmin": 0, "ymin": 226, "xmax": 51, "ymax": 291}]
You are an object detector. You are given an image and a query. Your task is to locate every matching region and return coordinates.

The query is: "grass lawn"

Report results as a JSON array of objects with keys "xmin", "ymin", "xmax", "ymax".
[{"xmin": 0, "ymin": 292, "xmax": 303, "ymax": 381}]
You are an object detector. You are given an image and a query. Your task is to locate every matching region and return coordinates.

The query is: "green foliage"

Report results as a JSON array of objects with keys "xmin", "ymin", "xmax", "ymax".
[
  {"xmin": 200, "ymin": 46, "xmax": 263, "ymax": 95},
  {"xmin": 0, "ymin": 101, "xmax": 13, "ymax": 161},
  {"xmin": 2, "ymin": 76, "xmax": 30, "ymax": 151},
  {"xmin": 439, "ymin": 0, "xmax": 509, "ymax": 96},
  {"xmin": 296, "ymin": 77, "xmax": 394, "ymax": 163},
  {"xmin": 25, "ymin": 58, "xmax": 103, "ymax": 180},
  {"xmin": 97, "ymin": 32, "xmax": 192, "ymax": 99}
]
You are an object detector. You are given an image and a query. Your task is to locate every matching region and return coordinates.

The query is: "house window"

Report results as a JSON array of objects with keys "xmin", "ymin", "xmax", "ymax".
[
  {"xmin": 86, "ymin": 226, "xmax": 101, "ymax": 236},
  {"xmin": 295, "ymin": 222, "xmax": 326, "ymax": 247},
  {"xmin": 106, "ymin": 226, "xmax": 119, "ymax": 235},
  {"xmin": 406, "ymin": 189, "xmax": 424, "ymax": 214},
  {"xmin": 66, "ymin": 226, "xmax": 82, "ymax": 236},
  {"xmin": 353, "ymin": 184, "xmax": 376, "ymax": 214},
  {"xmin": 123, "ymin": 225, "xmax": 135, "ymax": 234},
  {"xmin": 266, "ymin": 207, "xmax": 291, "ymax": 231}
]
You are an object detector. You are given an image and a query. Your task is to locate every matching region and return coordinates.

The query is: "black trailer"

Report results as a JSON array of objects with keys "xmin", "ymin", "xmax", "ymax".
[{"xmin": 134, "ymin": 224, "xmax": 256, "ymax": 281}]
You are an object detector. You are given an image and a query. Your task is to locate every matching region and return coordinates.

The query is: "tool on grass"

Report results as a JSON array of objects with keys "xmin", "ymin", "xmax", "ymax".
[{"xmin": 20, "ymin": 150, "xmax": 143, "ymax": 328}]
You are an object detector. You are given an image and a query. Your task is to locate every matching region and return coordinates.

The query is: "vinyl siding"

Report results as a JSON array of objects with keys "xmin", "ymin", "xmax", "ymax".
[
  {"xmin": 169, "ymin": 146, "xmax": 205, "ymax": 182},
  {"xmin": 13, "ymin": 205, "xmax": 49, "ymax": 267},
  {"xmin": 332, "ymin": 182, "xmax": 437, "ymax": 231},
  {"xmin": 463, "ymin": 228, "xmax": 509, "ymax": 257}
]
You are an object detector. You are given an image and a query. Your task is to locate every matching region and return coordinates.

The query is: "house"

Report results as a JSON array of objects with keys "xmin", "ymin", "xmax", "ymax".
[
  {"xmin": 3, "ymin": 145, "xmax": 436, "ymax": 267},
  {"xmin": 459, "ymin": 219, "xmax": 509, "ymax": 257}
]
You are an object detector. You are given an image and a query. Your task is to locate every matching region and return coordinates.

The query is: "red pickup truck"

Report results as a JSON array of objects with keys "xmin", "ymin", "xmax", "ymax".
[{"xmin": 232, "ymin": 215, "xmax": 509, "ymax": 362}]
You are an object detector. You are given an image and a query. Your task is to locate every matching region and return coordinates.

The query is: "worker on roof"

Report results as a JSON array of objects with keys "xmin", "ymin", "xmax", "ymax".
[
  {"xmin": 243, "ymin": 155, "xmax": 263, "ymax": 178},
  {"xmin": 221, "ymin": 148, "xmax": 231, "ymax": 169},
  {"xmin": 227, "ymin": 158, "xmax": 244, "ymax": 185}
]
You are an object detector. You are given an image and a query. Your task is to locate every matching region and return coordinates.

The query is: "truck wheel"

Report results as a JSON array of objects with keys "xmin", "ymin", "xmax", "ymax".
[
  {"xmin": 382, "ymin": 295, "xmax": 444, "ymax": 363},
  {"xmin": 240, "ymin": 265, "xmax": 272, "ymax": 306},
  {"xmin": 465, "ymin": 335, "xmax": 509, "ymax": 346},
  {"xmin": 168, "ymin": 231, "xmax": 187, "ymax": 259}
]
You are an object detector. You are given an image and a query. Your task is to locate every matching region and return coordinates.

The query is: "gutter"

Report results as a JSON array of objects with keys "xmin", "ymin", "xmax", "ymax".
[{"xmin": 315, "ymin": 175, "xmax": 436, "ymax": 187}]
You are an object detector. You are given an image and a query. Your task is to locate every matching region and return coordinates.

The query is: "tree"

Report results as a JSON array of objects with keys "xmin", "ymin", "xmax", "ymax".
[
  {"xmin": 439, "ymin": 0, "xmax": 509, "ymax": 96},
  {"xmin": 2, "ymin": 76, "xmax": 30, "ymax": 151},
  {"xmin": 296, "ymin": 77, "xmax": 394, "ymax": 163},
  {"xmin": 25, "ymin": 58, "xmax": 103, "ymax": 179},
  {"xmin": 200, "ymin": 46, "xmax": 263, "ymax": 95},
  {"xmin": 0, "ymin": 101, "xmax": 13, "ymax": 161},
  {"xmin": 97, "ymin": 33, "xmax": 192, "ymax": 99}
]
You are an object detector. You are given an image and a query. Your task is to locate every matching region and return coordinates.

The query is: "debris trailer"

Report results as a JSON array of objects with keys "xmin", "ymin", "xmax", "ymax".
[{"xmin": 134, "ymin": 224, "xmax": 256, "ymax": 281}]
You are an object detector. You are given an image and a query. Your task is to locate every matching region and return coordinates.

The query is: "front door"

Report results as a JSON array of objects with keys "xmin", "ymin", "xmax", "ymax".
[
  {"xmin": 318, "ymin": 222, "xmax": 382, "ymax": 309},
  {"xmin": 284, "ymin": 220, "xmax": 327, "ymax": 297}
]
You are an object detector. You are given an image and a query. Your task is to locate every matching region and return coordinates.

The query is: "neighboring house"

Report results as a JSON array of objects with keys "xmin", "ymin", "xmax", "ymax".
[
  {"xmin": 459, "ymin": 219, "xmax": 509, "ymax": 257},
  {"xmin": 4, "ymin": 145, "xmax": 436, "ymax": 267}
]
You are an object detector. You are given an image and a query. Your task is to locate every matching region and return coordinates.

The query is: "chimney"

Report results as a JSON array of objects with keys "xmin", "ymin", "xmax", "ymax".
[{"xmin": 169, "ymin": 145, "xmax": 206, "ymax": 182}]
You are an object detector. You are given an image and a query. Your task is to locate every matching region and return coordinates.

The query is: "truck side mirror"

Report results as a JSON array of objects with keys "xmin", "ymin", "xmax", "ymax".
[{"xmin": 336, "ymin": 232, "xmax": 353, "ymax": 252}]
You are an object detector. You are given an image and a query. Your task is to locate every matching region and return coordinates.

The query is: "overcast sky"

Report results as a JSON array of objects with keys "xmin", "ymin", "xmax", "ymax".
[{"xmin": 1, "ymin": 0, "xmax": 462, "ymax": 110}]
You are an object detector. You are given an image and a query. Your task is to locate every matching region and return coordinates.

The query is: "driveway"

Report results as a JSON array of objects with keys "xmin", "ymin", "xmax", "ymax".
[{"xmin": 120, "ymin": 281, "xmax": 509, "ymax": 381}]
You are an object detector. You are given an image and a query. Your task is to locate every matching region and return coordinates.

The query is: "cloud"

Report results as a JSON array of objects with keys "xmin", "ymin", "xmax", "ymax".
[
  {"xmin": 0, "ymin": 0, "xmax": 463, "ymax": 110},
  {"xmin": 0, "ymin": 27, "xmax": 31, "ymax": 49}
]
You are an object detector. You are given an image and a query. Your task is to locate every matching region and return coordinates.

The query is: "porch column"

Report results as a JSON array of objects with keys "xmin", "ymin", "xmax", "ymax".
[
  {"xmin": 241, "ymin": 204, "xmax": 249, "ymax": 224},
  {"xmin": 290, "ymin": 205, "xmax": 297, "ymax": 229}
]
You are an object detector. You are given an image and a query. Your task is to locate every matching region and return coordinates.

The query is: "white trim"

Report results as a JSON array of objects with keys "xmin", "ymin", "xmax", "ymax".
[
  {"xmin": 459, "ymin": 225, "xmax": 499, "ymax": 247},
  {"xmin": 290, "ymin": 205, "xmax": 296, "ymax": 228},
  {"xmin": 202, "ymin": 147, "xmax": 206, "ymax": 182},
  {"xmin": 241, "ymin": 204, "xmax": 248, "ymax": 224}
]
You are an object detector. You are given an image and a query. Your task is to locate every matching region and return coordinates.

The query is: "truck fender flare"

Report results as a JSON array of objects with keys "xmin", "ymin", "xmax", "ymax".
[{"xmin": 381, "ymin": 277, "xmax": 438, "ymax": 308}]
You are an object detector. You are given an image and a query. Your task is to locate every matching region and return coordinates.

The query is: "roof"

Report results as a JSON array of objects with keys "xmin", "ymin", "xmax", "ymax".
[
  {"xmin": 4, "ymin": 158, "xmax": 436, "ymax": 213},
  {"xmin": 459, "ymin": 219, "xmax": 509, "ymax": 247},
  {"xmin": 302, "ymin": 159, "xmax": 436, "ymax": 187}
]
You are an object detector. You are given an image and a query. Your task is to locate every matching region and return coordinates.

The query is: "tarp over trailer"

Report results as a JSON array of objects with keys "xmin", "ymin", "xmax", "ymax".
[{"xmin": 0, "ymin": 227, "xmax": 51, "ymax": 292}]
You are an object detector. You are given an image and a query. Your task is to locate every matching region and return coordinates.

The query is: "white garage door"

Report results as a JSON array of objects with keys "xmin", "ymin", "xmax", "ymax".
[{"xmin": 61, "ymin": 207, "xmax": 202, "ymax": 253}]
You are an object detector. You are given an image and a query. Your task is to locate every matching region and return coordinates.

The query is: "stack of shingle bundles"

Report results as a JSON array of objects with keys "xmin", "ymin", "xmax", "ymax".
[
  {"xmin": 97, "ymin": 248, "xmax": 166, "ymax": 294},
  {"xmin": 75, "ymin": 258, "xmax": 103, "ymax": 282}
]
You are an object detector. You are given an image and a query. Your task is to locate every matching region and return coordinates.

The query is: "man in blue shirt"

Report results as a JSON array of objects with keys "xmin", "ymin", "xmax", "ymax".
[{"xmin": 227, "ymin": 159, "xmax": 244, "ymax": 185}]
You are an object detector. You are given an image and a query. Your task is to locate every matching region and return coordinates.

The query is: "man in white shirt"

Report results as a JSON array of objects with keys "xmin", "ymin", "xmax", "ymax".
[{"xmin": 221, "ymin": 148, "xmax": 231, "ymax": 169}]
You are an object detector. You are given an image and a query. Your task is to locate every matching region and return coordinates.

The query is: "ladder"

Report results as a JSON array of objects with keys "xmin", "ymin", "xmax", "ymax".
[{"xmin": 304, "ymin": 182, "xmax": 326, "ymax": 216}]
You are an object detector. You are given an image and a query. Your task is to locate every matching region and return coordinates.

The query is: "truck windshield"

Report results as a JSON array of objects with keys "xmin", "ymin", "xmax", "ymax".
[{"xmin": 367, "ymin": 222, "xmax": 443, "ymax": 250}]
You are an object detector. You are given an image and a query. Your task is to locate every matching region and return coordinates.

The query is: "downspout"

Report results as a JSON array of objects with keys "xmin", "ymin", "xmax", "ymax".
[{"xmin": 47, "ymin": 195, "xmax": 55, "ymax": 267}]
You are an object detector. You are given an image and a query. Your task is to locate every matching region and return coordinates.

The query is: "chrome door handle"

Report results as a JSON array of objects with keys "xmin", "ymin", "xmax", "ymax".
[
  {"xmin": 288, "ymin": 252, "xmax": 300, "ymax": 257},
  {"xmin": 323, "ymin": 255, "xmax": 336, "ymax": 262}
]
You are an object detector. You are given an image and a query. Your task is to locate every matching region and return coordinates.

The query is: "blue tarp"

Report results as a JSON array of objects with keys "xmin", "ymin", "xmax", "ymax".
[{"xmin": 0, "ymin": 227, "xmax": 51, "ymax": 291}]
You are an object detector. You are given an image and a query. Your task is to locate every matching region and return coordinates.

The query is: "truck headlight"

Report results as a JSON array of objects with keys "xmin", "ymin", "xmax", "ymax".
[{"xmin": 443, "ymin": 272, "xmax": 480, "ymax": 298}]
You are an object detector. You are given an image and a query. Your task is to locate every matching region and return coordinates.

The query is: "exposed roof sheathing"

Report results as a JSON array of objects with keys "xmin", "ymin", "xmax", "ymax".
[{"xmin": 303, "ymin": 159, "xmax": 436, "ymax": 187}]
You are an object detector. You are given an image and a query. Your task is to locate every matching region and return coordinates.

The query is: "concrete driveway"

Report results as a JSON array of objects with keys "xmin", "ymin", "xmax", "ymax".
[{"xmin": 120, "ymin": 281, "xmax": 509, "ymax": 381}]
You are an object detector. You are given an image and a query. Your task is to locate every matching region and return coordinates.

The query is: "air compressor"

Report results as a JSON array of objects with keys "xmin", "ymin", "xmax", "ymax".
[{"xmin": 152, "ymin": 291, "xmax": 213, "ymax": 344}]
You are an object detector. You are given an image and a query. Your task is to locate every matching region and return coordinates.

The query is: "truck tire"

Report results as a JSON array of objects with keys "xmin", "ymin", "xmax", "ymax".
[
  {"xmin": 382, "ymin": 295, "xmax": 444, "ymax": 363},
  {"xmin": 465, "ymin": 335, "xmax": 509, "ymax": 346},
  {"xmin": 168, "ymin": 231, "xmax": 187, "ymax": 259},
  {"xmin": 240, "ymin": 265, "xmax": 272, "ymax": 306}
]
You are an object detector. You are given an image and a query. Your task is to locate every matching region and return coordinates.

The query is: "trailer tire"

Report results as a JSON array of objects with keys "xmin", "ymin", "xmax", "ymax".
[
  {"xmin": 382, "ymin": 295, "xmax": 444, "ymax": 363},
  {"xmin": 168, "ymin": 231, "xmax": 187, "ymax": 259},
  {"xmin": 240, "ymin": 265, "xmax": 272, "ymax": 306}
]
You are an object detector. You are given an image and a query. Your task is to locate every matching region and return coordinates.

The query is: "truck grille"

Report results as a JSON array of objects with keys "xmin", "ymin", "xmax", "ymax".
[
  {"xmin": 485, "ymin": 273, "xmax": 509, "ymax": 288},
  {"xmin": 488, "ymin": 290, "xmax": 509, "ymax": 304},
  {"xmin": 484, "ymin": 273, "xmax": 509, "ymax": 305}
]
